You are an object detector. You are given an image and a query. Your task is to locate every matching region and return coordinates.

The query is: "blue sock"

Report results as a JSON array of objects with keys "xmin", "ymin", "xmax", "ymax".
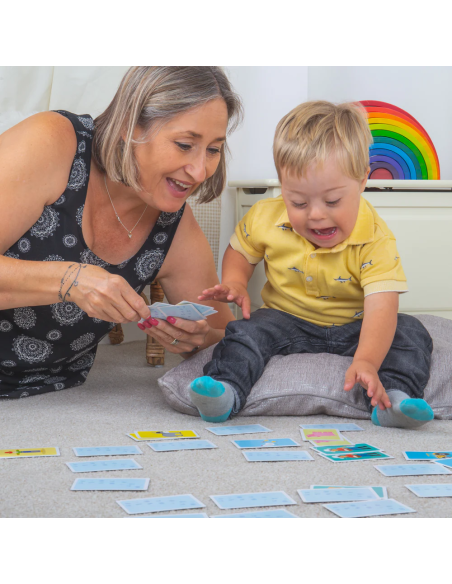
[
  {"xmin": 371, "ymin": 390, "xmax": 434, "ymax": 429},
  {"xmin": 188, "ymin": 376, "xmax": 235, "ymax": 423}
]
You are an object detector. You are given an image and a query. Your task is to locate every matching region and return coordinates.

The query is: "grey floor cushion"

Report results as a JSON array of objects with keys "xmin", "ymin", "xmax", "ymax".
[{"xmin": 157, "ymin": 314, "xmax": 452, "ymax": 420}]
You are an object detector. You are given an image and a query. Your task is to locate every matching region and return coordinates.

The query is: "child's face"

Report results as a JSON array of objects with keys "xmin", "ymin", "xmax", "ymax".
[{"xmin": 280, "ymin": 156, "xmax": 368, "ymax": 248}]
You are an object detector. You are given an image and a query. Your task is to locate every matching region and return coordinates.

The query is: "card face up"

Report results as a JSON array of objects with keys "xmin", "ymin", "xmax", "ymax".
[
  {"xmin": 432, "ymin": 459, "xmax": 452, "ymax": 469},
  {"xmin": 0, "ymin": 447, "xmax": 60, "ymax": 459},
  {"xmin": 148, "ymin": 440, "xmax": 217, "ymax": 452},
  {"xmin": 71, "ymin": 478, "xmax": 150, "ymax": 491},
  {"xmin": 232, "ymin": 438, "xmax": 299, "ymax": 449},
  {"xmin": 212, "ymin": 509, "xmax": 298, "ymax": 518},
  {"xmin": 66, "ymin": 459, "xmax": 142, "ymax": 473},
  {"xmin": 117, "ymin": 494, "xmax": 205, "ymax": 515},
  {"xmin": 243, "ymin": 451, "xmax": 314, "ymax": 462},
  {"xmin": 300, "ymin": 424, "xmax": 364, "ymax": 432},
  {"xmin": 405, "ymin": 484, "xmax": 452, "ymax": 498},
  {"xmin": 129, "ymin": 430, "xmax": 199, "ymax": 442},
  {"xmin": 375, "ymin": 464, "xmax": 452, "ymax": 477},
  {"xmin": 311, "ymin": 485, "xmax": 388, "ymax": 499},
  {"xmin": 73, "ymin": 446, "xmax": 142, "ymax": 457},
  {"xmin": 300, "ymin": 428, "xmax": 343, "ymax": 442},
  {"xmin": 318, "ymin": 451, "xmax": 393, "ymax": 463},
  {"xmin": 210, "ymin": 491, "xmax": 297, "ymax": 510},
  {"xmin": 403, "ymin": 451, "xmax": 452, "ymax": 461},
  {"xmin": 312, "ymin": 443, "xmax": 382, "ymax": 455},
  {"xmin": 206, "ymin": 424, "xmax": 272, "ymax": 436},
  {"xmin": 298, "ymin": 487, "xmax": 379, "ymax": 503},
  {"xmin": 323, "ymin": 499, "xmax": 415, "ymax": 518}
]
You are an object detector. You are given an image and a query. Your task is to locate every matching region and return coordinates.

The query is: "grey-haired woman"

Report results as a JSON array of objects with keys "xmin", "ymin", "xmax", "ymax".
[{"xmin": 0, "ymin": 66, "xmax": 242, "ymax": 398}]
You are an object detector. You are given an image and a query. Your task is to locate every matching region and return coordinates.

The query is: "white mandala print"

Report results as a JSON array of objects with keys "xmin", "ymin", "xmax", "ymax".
[
  {"xmin": 78, "ymin": 140, "xmax": 86, "ymax": 153},
  {"xmin": 67, "ymin": 158, "xmax": 87, "ymax": 191},
  {"xmin": 63, "ymin": 234, "xmax": 78, "ymax": 248},
  {"xmin": 117, "ymin": 259, "xmax": 130, "ymax": 269},
  {"xmin": 108, "ymin": 322, "xmax": 116, "ymax": 330},
  {"xmin": 76, "ymin": 205, "xmax": 84, "ymax": 227},
  {"xmin": 18, "ymin": 238, "xmax": 31, "ymax": 253},
  {"xmin": 1, "ymin": 369, "xmax": 13, "ymax": 376},
  {"xmin": 54, "ymin": 194, "xmax": 66, "ymax": 205},
  {"xmin": 51, "ymin": 302, "xmax": 85, "ymax": 326},
  {"xmin": 68, "ymin": 351, "xmax": 95, "ymax": 371},
  {"xmin": 30, "ymin": 206, "xmax": 60, "ymax": 240},
  {"xmin": 13, "ymin": 307, "xmax": 37, "ymax": 330},
  {"xmin": 0, "ymin": 320, "xmax": 13, "ymax": 332},
  {"xmin": 19, "ymin": 374, "xmax": 50, "ymax": 384},
  {"xmin": 77, "ymin": 130, "xmax": 93, "ymax": 139},
  {"xmin": 70, "ymin": 332, "xmax": 95, "ymax": 352},
  {"xmin": 1, "ymin": 360, "xmax": 16, "ymax": 367},
  {"xmin": 78, "ymin": 116, "xmax": 95, "ymax": 131},
  {"xmin": 47, "ymin": 330, "xmax": 62, "ymax": 341},
  {"xmin": 43, "ymin": 254, "xmax": 65, "ymax": 262},
  {"xmin": 50, "ymin": 366, "xmax": 62, "ymax": 373},
  {"xmin": 44, "ymin": 376, "xmax": 66, "ymax": 385},
  {"xmin": 24, "ymin": 367, "xmax": 47, "ymax": 372},
  {"xmin": 92, "ymin": 317, "xmax": 104, "ymax": 324},
  {"xmin": 156, "ymin": 208, "xmax": 183, "ymax": 227},
  {"xmin": 134, "ymin": 249, "xmax": 165, "ymax": 281},
  {"xmin": 153, "ymin": 232, "xmax": 168, "ymax": 245},
  {"xmin": 4, "ymin": 251, "xmax": 19, "ymax": 259},
  {"xmin": 81, "ymin": 370, "xmax": 89, "ymax": 379},
  {"xmin": 80, "ymin": 249, "xmax": 110, "ymax": 268},
  {"xmin": 67, "ymin": 344, "xmax": 96, "ymax": 363},
  {"xmin": 12, "ymin": 335, "xmax": 53, "ymax": 364},
  {"xmin": 54, "ymin": 382, "xmax": 65, "ymax": 390},
  {"xmin": 19, "ymin": 392, "xmax": 30, "ymax": 398},
  {"xmin": 54, "ymin": 357, "xmax": 67, "ymax": 363}
]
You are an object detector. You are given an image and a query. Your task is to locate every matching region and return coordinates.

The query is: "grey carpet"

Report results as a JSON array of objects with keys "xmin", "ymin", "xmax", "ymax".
[{"xmin": 1, "ymin": 340, "xmax": 452, "ymax": 518}]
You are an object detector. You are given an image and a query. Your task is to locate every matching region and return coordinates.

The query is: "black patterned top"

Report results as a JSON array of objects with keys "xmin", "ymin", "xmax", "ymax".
[{"xmin": 0, "ymin": 111, "xmax": 184, "ymax": 399}]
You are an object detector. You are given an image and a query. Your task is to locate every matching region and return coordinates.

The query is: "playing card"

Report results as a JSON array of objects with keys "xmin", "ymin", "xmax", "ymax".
[
  {"xmin": 178, "ymin": 301, "xmax": 217, "ymax": 316},
  {"xmin": 71, "ymin": 478, "xmax": 150, "ymax": 491},
  {"xmin": 324, "ymin": 499, "xmax": 415, "ymax": 518},
  {"xmin": 311, "ymin": 443, "xmax": 383, "ymax": 455},
  {"xmin": 232, "ymin": 438, "xmax": 299, "ymax": 449},
  {"xmin": 402, "ymin": 451, "xmax": 452, "ymax": 461},
  {"xmin": 210, "ymin": 491, "xmax": 297, "ymax": 510},
  {"xmin": 311, "ymin": 485, "xmax": 388, "ymax": 499},
  {"xmin": 300, "ymin": 428, "xmax": 343, "ymax": 442},
  {"xmin": 117, "ymin": 494, "xmax": 205, "ymax": 515},
  {"xmin": 158, "ymin": 304, "xmax": 205, "ymax": 321},
  {"xmin": 72, "ymin": 446, "xmax": 142, "ymax": 457},
  {"xmin": 432, "ymin": 459, "xmax": 452, "ymax": 469},
  {"xmin": 298, "ymin": 487, "xmax": 379, "ymax": 503},
  {"xmin": 300, "ymin": 423, "xmax": 364, "ymax": 432},
  {"xmin": 0, "ymin": 447, "xmax": 60, "ymax": 459},
  {"xmin": 317, "ymin": 451, "xmax": 393, "ymax": 463},
  {"xmin": 309, "ymin": 439, "xmax": 353, "ymax": 447},
  {"xmin": 375, "ymin": 464, "xmax": 452, "ymax": 477},
  {"xmin": 148, "ymin": 439, "xmax": 217, "ymax": 452},
  {"xmin": 243, "ymin": 451, "xmax": 314, "ymax": 462},
  {"xmin": 206, "ymin": 424, "xmax": 272, "ymax": 436},
  {"xmin": 139, "ymin": 513, "xmax": 209, "ymax": 518},
  {"xmin": 129, "ymin": 430, "xmax": 199, "ymax": 442},
  {"xmin": 66, "ymin": 459, "xmax": 142, "ymax": 473},
  {"xmin": 212, "ymin": 509, "xmax": 298, "ymax": 518},
  {"xmin": 405, "ymin": 484, "xmax": 452, "ymax": 498}
]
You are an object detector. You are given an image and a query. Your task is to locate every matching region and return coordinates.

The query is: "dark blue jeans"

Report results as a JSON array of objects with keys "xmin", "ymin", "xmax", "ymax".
[{"xmin": 203, "ymin": 308, "xmax": 433, "ymax": 413}]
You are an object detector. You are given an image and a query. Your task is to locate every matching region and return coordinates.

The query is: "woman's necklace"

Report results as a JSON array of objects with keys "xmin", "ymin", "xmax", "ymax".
[{"xmin": 103, "ymin": 174, "xmax": 148, "ymax": 239}]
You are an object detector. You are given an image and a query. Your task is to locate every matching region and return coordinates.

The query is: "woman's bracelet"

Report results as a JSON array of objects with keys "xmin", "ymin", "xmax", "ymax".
[{"xmin": 59, "ymin": 263, "xmax": 87, "ymax": 303}]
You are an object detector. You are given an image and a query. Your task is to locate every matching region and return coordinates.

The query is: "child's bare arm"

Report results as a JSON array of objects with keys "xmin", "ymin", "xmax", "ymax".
[
  {"xmin": 344, "ymin": 292, "xmax": 399, "ymax": 409},
  {"xmin": 198, "ymin": 245, "xmax": 256, "ymax": 319}
]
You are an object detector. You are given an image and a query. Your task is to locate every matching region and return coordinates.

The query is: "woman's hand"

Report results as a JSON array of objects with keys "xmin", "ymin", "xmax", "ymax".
[
  {"xmin": 140, "ymin": 315, "xmax": 210, "ymax": 354},
  {"xmin": 198, "ymin": 282, "xmax": 251, "ymax": 319},
  {"xmin": 69, "ymin": 264, "xmax": 151, "ymax": 323}
]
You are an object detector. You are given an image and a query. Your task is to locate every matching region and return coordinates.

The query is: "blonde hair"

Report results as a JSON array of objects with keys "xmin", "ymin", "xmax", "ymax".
[
  {"xmin": 92, "ymin": 67, "xmax": 243, "ymax": 203},
  {"xmin": 273, "ymin": 100, "xmax": 372, "ymax": 181}
]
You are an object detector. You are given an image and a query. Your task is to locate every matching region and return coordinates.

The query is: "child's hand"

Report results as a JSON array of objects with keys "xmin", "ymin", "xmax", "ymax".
[
  {"xmin": 198, "ymin": 283, "xmax": 252, "ymax": 319},
  {"xmin": 344, "ymin": 360, "xmax": 392, "ymax": 410}
]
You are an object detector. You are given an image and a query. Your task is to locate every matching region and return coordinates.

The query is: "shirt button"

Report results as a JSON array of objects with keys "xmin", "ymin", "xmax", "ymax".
[
  {"xmin": 310, "ymin": 253, "xmax": 316, "ymax": 259},
  {"xmin": 306, "ymin": 276, "xmax": 313, "ymax": 282}
]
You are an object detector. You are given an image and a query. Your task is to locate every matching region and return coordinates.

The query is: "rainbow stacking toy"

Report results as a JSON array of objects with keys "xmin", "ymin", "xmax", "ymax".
[{"xmin": 359, "ymin": 100, "xmax": 440, "ymax": 180}]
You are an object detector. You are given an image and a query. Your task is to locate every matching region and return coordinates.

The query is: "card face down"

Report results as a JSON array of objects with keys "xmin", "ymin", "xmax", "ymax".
[
  {"xmin": 405, "ymin": 484, "xmax": 452, "ymax": 498},
  {"xmin": 206, "ymin": 425, "xmax": 272, "ymax": 436},
  {"xmin": 311, "ymin": 485, "xmax": 388, "ymax": 499},
  {"xmin": 323, "ymin": 499, "xmax": 415, "ymax": 518},
  {"xmin": 71, "ymin": 478, "xmax": 150, "ymax": 491},
  {"xmin": 374, "ymin": 464, "xmax": 452, "ymax": 477},
  {"xmin": 117, "ymin": 494, "xmax": 206, "ymax": 515},
  {"xmin": 210, "ymin": 491, "xmax": 297, "ymax": 510},
  {"xmin": 243, "ymin": 451, "xmax": 314, "ymax": 462},
  {"xmin": 66, "ymin": 459, "xmax": 142, "ymax": 473},
  {"xmin": 298, "ymin": 487, "xmax": 379, "ymax": 503},
  {"xmin": 148, "ymin": 440, "xmax": 217, "ymax": 452},
  {"xmin": 232, "ymin": 438, "xmax": 299, "ymax": 449},
  {"xmin": 72, "ymin": 446, "xmax": 142, "ymax": 457},
  {"xmin": 212, "ymin": 509, "xmax": 298, "ymax": 518}
]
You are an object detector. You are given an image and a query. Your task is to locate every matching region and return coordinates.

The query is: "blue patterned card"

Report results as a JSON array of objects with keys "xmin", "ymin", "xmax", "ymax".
[
  {"xmin": 243, "ymin": 451, "xmax": 314, "ymax": 462},
  {"xmin": 206, "ymin": 424, "xmax": 272, "ymax": 436},
  {"xmin": 311, "ymin": 485, "xmax": 388, "ymax": 499},
  {"xmin": 134, "ymin": 513, "xmax": 209, "ymax": 518},
  {"xmin": 117, "ymin": 494, "xmax": 205, "ymax": 515},
  {"xmin": 66, "ymin": 459, "xmax": 142, "ymax": 473},
  {"xmin": 232, "ymin": 438, "xmax": 299, "ymax": 449},
  {"xmin": 212, "ymin": 509, "xmax": 298, "ymax": 518},
  {"xmin": 72, "ymin": 446, "xmax": 142, "ymax": 457},
  {"xmin": 210, "ymin": 491, "xmax": 296, "ymax": 510},
  {"xmin": 324, "ymin": 499, "xmax": 415, "ymax": 518},
  {"xmin": 71, "ymin": 478, "xmax": 149, "ymax": 491},
  {"xmin": 405, "ymin": 483, "xmax": 452, "ymax": 498},
  {"xmin": 375, "ymin": 464, "xmax": 452, "ymax": 477},
  {"xmin": 298, "ymin": 487, "xmax": 378, "ymax": 503},
  {"xmin": 300, "ymin": 423, "xmax": 364, "ymax": 432},
  {"xmin": 148, "ymin": 440, "xmax": 217, "ymax": 452}
]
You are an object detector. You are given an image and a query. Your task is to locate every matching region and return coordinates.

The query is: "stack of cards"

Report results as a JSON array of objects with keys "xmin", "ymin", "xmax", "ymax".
[
  {"xmin": 300, "ymin": 428, "xmax": 353, "ymax": 448},
  {"xmin": 311, "ymin": 443, "xmax": 393, "ymax": 463},
  {"xmin": 140, "ymin": 300, "xmax": 217, "ymax": 323}
]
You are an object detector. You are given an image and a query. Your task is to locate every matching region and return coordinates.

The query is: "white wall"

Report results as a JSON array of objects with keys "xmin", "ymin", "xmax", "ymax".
[{"xmin": 307, "ymin": 66, "xmax": 452, "ymax": 179}]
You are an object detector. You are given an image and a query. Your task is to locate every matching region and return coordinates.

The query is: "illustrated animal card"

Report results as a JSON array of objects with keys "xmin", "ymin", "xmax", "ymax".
[
  {"xmin": 117, "ymin": 494, "xmax": 206, "ymax": 515},
  {"xmin": 432, "ymin": 459, "xmax": 452, "ymax": 469},
  {"xmin": 405, "ymin": 484, "xmax": 452, "ymax": 498},
  {"xmin": 128, "ymin": 430, "xmax": 199, "ymax": 442},
  {"xmin": 402, "ymin": 451, "xmax": 452, "ymax": 461},
  {"xmin": 71, "ymin": 478, "xmax": 150, "ymax": 491},
  {"xmin": 323, "ymin": 499, "xmax": 415, "ymax": 518},
  {"xmin": 0, "ymin": 447, "xmax": 60, "ymax": 459},
  {"xmin": 243, "ymin": 451, "xmax": 314, "ymax": 462},
  {"xmin": 206, "ymin": 424, "xmax": 272, "ymax": 436},
  {"xmin": 374, "ymin": 464, "xmax": 452, "ymax": 477},
  {"xmin": 210, "ymin": 491, "xmax": 296, "ymax": 510},
  {"xmin": 300, "ymin": 423, "xmax": 364, "ymax": 432},
  {"xmin": 298, "ymin": 487, "xmax": 379, "ymax": 503},
  {"xmin": 311, "ymin": 443, "xmax": 382, "ymax": 455},
  {"xmin": 232, "ymin": 438, "xmax": 299, "ymax": 449},
  {"xmin": 66, "ymin": 459, "xmax": 142, "ymax": 473},
  {"xmin": 300, "ymin": 428, "xmax": 343, "ymax": 442},
  {"xmin": 212, "ymin": 509, "xmax": 298, "ymax": 518},
  {"xmin": 317, "ymin": 451, "xmax": 393, "ymax": 463},
  {"xmin": 311, "ymin": 485, "xmax": 388, "ymax": 499},
  {"xmin": 72, "ymin": 446, "xmax": 142, "ymax": 457},
  {"xmin": 148, "ymin": 439, "xmax": 217, "ymax": 452}
]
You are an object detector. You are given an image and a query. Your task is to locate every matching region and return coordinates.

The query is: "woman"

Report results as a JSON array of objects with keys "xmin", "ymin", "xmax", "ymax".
[{"xmin": 0, "ymin": 66, "xmax": 242, "ymax": 399}]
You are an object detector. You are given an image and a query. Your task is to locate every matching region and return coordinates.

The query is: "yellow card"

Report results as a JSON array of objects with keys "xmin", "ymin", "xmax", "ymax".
[
  {"xmin": 0, "ymin": 447, "xmax": 60, "ymax": 459},
  {"xmin": 301, "ymin": 428, "xmax": 342, "ymax": 441},
  {"xmin": 128, "ymin": 430, "xmax": 200, "ymax": 442}
]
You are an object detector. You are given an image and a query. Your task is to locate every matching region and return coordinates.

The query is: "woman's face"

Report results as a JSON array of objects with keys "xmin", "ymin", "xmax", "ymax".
[{"xmin": 134, "ymin": 98, "xmax": 229, "ymax": 212}]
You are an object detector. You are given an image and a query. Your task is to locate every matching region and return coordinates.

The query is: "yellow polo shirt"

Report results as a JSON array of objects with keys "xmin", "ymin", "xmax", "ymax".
[{"xmin": 230, "ymin": 195, "xmax": 408, "ymax": 327}]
